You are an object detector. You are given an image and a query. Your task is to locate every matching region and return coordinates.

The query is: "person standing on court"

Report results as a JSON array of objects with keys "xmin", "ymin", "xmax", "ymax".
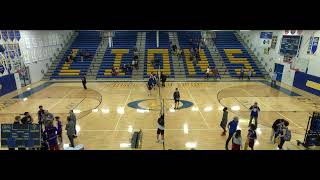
[
  {"xmin": 239, "ymin": 67, "xmax": 244, "ymax": 80},
  {"xmin": 66, "ymin": 116, "xmax": 76, "ymax": 148},
  {"xmin": 81, "ymin": 76, "xmax": 87, "ymax": 90},
  {"xmin": 248, "ymin": 102, "xmax": 260, "ymax": 127},
  {"xmin": 231, "ymin": 130, "xmax": 242, "ymax": 150},
  {"xmin": 38, "ymin": 105, "xmax": 45, "ymax": 132},
  {"xmin": 270, "ymin": 119, "xmax": 284, "ymax": 143},
  {"xmin": 156, "ymin": 114, "xmax": 165, "ymax": 143},
  {"xmin": 69, "ymin": 110, "xmax": 77, "ymax": 137},
  {"xmin": 21, "ymin": 112, "xmax": 33, "ymax": 124},
  {"xmin": 248, "ymin": 69, "xmax": 252, "ymax": 80},
  {"xmin": 245, "ymin": 124, "xmax": 257, "ymax": 150},
  {"xmin": 225, "ymin": 116, "xmax": 239, "ymax": 150},
  {"xmin": 55, "ymin": 116, "xmax": 63, "ymax": 145},
  {"xmin": 44, "ymin": 120, "xmax": 59, "ymax": 150},
  {"xmin": 220, "ymin": 107, "xmax": 228, "ymax": 136},
  {"xmin": 173, "ymin": 88, "xmax": 180, "ymax": 110},
  {"xmin": 205, "ymin": 66, "xmax": 210, "ymax": 79},
  {"xmin": 160, "ymin": 72, "xmax": 167, "ymax": 87},
  {"xmin": 271, "ymin": 71, "xmax": 277, "ymax": 86},
  {"xmin": 275, "ymin": 120, "xmax": 290, "ymax": 150}
]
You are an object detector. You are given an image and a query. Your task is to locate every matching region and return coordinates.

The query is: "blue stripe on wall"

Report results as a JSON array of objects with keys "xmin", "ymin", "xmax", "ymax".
[
  {"xmin": 260, "ymin": 81, "xmax": 300, "ymax": 96},
  {"xmin": 0, "ymin": 74, "xmax": 17, "ymax": 97},
  {"xmin": 293, "ymin": 71, "xmax": 320, "ymax": 96},
  {"xmin": 13, "ymin": 82, "xmax": 53, "ymax": 99}
]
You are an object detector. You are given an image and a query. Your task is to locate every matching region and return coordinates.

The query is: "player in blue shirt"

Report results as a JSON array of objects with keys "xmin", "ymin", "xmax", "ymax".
[
  {"xmin": 225, "ymin": 116, "xmax": 239, "ymax": 150},
  {"xmin": 249, "ymin": 102, "xmax": 261, "ymax": 127}
]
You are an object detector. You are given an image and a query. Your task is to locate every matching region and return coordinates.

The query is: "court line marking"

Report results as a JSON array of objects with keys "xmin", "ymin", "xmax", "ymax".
[
  {"xmin": 114, "ymin": 83, "xmax": 134, "ymax": 130},
  {"xmin": 182, "ymin": 82, "xmax": 210, "ymax": 128},
  {"xmin": 47, "ymin": 88, "xmax": 75, "ymax": 110},
  {"xmin": 80, "ymin": 127, "xmax": 273, "ymax": 132},
  {"xmin": 240, "ymin": 88, "xmax": 303, "ymax": 129}
]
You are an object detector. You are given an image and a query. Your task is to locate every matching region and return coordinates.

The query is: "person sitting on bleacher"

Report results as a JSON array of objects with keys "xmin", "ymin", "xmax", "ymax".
[
  {"xmin": 84, "ymin": 50, "xmax": 91, "ymax": 60},
  {"xmin": 79, "ymin": 49, "xmax": 84, "ymax": 62},
  {"xmin": 112, "ymin": 66, "xmax": 118, "ymax": 76},
  {"xmin": 121, "ymin": 64, "xmax": 127, "ymax": 73}
]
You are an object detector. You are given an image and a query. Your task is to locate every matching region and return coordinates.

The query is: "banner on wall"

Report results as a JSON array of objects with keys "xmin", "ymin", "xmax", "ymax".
[
  {"xmin": 311, "ymin": 37, "xmax": 319, "ymax": 55},
  {"xmin": 307, "ymin": 36, "xmax": 313, "ymax": 54},
  {"xmin": 270, "ymin": 36, "xmax": 278, "ymax": 49},
  {"xmin": 260, "ymin": 32, "xmax": 272, "ymax": 47},
  {"xmin": 264, "ymin": 47, "xmax": 270, "ymax": 55}
]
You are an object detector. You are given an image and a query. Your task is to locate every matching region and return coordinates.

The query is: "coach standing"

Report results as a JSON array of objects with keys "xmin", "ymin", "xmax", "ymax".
[{"xmin": 81, "ymin": 76, "xmax": 87, "ymax": 90}]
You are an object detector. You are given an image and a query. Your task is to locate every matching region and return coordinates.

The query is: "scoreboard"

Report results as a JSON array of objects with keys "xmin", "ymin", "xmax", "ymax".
[
  {"xmin": 1, "ymin": 124, "xmax": 41, "ymax": 148},
  {"xmin": 280, "ymin": 35, "xmax": 302, "ymax": 56}
]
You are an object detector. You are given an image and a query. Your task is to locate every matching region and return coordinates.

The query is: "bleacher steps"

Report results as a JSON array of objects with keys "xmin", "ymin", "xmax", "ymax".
[
  {"xmin": 234, "ymin": 32, "xmax": 270, "ymax": 79},
  {"xmin": 170, "ymin": 32, "xmax": 186, "ymax": 80},
  {"xmin": 43, "ymin": 32, "xmax": 78, "ymax": 80},
  {"xmin": 132, "ymin": 32, "xmax": 146, "ymax": 80},
  {"xmin": 206, "ymin": 37, "xmax": 230, "ymax": 78},
  {"xmin": 86, "ymin": 38, "xmax": 109, "ymax": 80}
]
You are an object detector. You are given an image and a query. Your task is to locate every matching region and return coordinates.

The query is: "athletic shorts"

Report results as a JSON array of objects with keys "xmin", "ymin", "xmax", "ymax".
[
  {"xmin": 157, "ymin": 128, "xmax": 164, "ymax": 135},
  {"xmin": 148, "ymin": 86, "xmax": 152, "ymax": 90},
  {"xmin": 174, "ymin": 98, "xmax": 180, "ymax": 103},
  {"xmin": 249, "ymin": 139, "xmax": 255, "ymax": 148}
]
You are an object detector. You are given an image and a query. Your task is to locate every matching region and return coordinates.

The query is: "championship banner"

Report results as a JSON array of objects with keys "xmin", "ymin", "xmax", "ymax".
[
  {"xmin": 270, "ymin": 36, "xmax": 278, "ymax": 49},
  {"xmin": 260, "ymin": 32, "xmax": 272, "ymax": 47},
  {"xmin": 311, "ymin": 37, "xmax": 319, "ymax": 55},
  {"xmin": 307, "ymin": 36, "xmax": 313, "ymax": 54}
]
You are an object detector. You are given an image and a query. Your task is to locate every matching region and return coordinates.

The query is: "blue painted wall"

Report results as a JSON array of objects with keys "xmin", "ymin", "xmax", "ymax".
[
  {"xmin": 0, "ymin": 74, "xmax": 17, "ymax": 97},
  {"xmin": 293, "ymin": 71, "xmax": 320, "ymax": 96}
]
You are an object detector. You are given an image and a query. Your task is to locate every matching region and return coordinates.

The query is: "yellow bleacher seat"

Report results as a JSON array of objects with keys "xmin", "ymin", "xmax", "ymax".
[
  {"xmin": 60, "ymin": 70, "xmax": 81, "ymax": 73},
  {"xmin": 235, "ymin": 72, "xmax": 256, "ymax": 75},
  {"xmin": 59, "ymin": 73, "xmax": 79, "ymax": 76}
]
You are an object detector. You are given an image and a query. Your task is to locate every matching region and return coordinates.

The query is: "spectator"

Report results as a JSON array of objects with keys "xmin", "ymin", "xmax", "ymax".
[
  {"xmin": 69, "ymin": 110, "xmax": 77, "ymax": 137},
  {"xmin": 66, "ymin": 116, "xmax": 76, "ymax": 148},
  {"xmin": 220, "ymin": 107, "xmax": 228, "ymax": 136},
  {"xmin": 43, "ymin": 120, "xmax": 59, "ymax": 150},
  {"xmin": 121, "ymin": 64, "xmax": 127, "ymax": 73},
  {"xmin": 172, "ymin": 44, "xmax": 177, "ymax": 54},
  {"xmin": 225, "ymin": 116, "xmax": 239, "ymax": 150},
  {"xmin": 205, "ymin": 66, "xmax": 211, "ymax": 79},
  {"xmin": 21, "ymin": 112, "xmax": 33, "ymax": 124},
  {"xmin": 80, "ymin": 49, "xmax": 84, "ymax": 62},
  {"xmin": 112, "ymin": 66, "xmax": 116, "ymax": 76},
  {"xmin": 55, "ymin": 116, "xmax": 63, "ymax": 145},
  {"xmin": 232, "ymin": 130, "xmax": 242, "ymax": 150}
]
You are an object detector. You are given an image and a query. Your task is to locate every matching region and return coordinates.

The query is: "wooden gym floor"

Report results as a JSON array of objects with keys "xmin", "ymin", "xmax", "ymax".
[{"xmin": 0, "ymin": 80, "xmax": 319, "ymax": 150}]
